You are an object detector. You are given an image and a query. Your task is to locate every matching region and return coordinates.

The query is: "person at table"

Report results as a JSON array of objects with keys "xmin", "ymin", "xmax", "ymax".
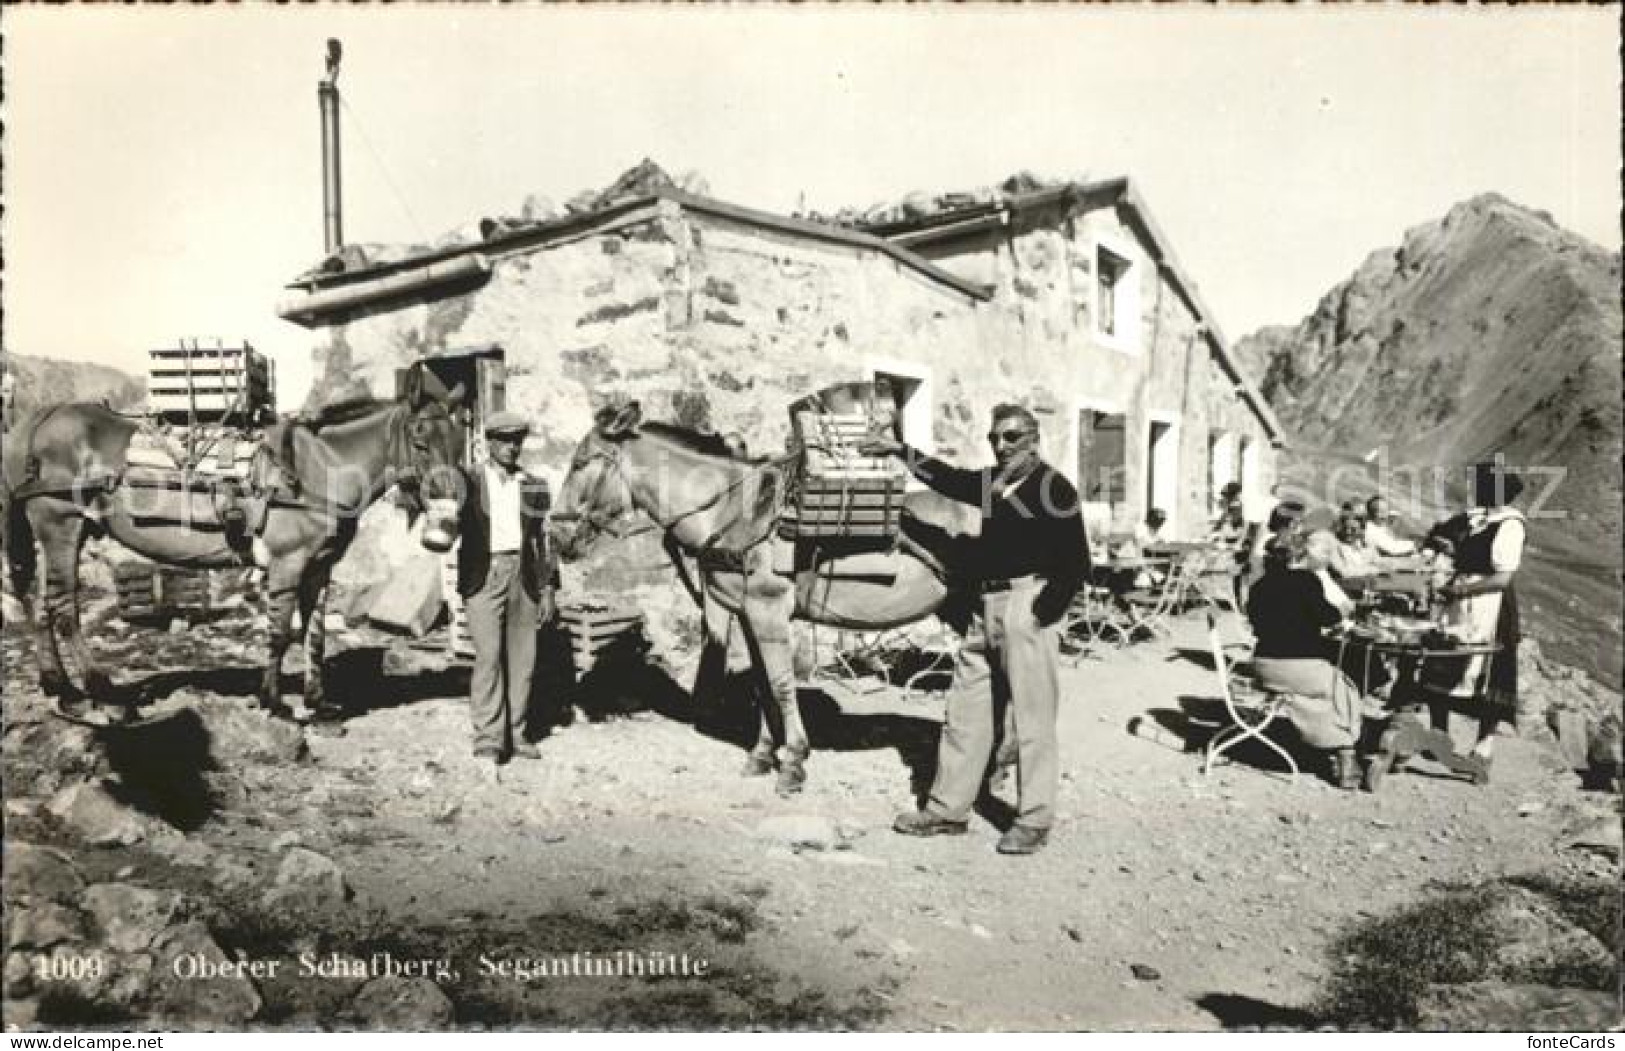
[
  {"xmin": 1246, "ymin": 525, "xmax": 1386, "ymax": 789},
  {"xmin": 1238, "ymin": 499, "xmax": 1305, "ymax": 603},
  {"xmin": 1327, "ymin": 510, "xmax": 1380, "ymax": 585},
  {"xmin": 1134, "ymin": 507, "xmax": 1170, "ymax": 552},
  {"xmin": 1414, "ymin": 462, "xmax": 1527, "ymax": 779},
  {"xmin": 1364, "ymin": 495, "xmax": 1417, "ymax": 557},
  {"xmin": 1121, "ymin": 508, "xmax": 1171, "ymax": 587},
  {"xmin": 1208, "ymin": 489, "xmax": 1248, "ymax": 547}
]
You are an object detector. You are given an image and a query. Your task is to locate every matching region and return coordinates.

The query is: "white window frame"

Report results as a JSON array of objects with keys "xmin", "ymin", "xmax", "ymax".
[
  {"xmin": 865, "ymin": 355, "xmax": 935, "ymax": 457},
  {"xmin": 1090, "ymin": 230, "xmax": 1143, "ymax": 356}
]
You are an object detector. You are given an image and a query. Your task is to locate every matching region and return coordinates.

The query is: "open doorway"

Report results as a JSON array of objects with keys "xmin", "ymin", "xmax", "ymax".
[
  {"xmin": 1147, "ymin": 415, "xmax": 1179, "ymax": 534},
  {"xmin": 401, "ymin": 344, "xmax": 506, "ymax": 467}
]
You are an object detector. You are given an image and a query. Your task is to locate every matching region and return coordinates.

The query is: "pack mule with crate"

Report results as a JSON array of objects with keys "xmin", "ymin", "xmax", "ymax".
[{"xmin": 551, "ymin": 383, "xmax": 978, "ymax": 795}]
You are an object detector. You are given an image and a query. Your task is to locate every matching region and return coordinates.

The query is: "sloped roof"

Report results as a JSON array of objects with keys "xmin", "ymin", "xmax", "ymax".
[
  {"xmin": 856, "ymin": 177, "xmax": 1285, "ymax": 445},
  {"xmin": 280, "ymin": 189, "xmax": 992, "ymax": 303}
]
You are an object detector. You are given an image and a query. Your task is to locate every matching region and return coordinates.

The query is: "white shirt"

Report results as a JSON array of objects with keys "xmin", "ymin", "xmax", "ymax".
[
  {"xmin": 484, "ymin": 463, "xmax": 524, "ymax": 554},
  {"xmin": 1364, "ymin": 520, "xmax": 1417, "ymax": 557}
]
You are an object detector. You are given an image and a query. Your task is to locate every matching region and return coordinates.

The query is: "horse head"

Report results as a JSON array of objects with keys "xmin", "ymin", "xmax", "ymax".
[
  {"xmin": 399, "ymin": 364, "xmax": 470, "ymax": 553},
  {"xmin": 550, "ymin": 400, "xmax": 643, "ymax": 563}
]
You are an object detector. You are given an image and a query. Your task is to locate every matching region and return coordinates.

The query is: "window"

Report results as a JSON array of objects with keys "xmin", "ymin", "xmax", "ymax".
[
  {"xmin": 1097, "ymin": 246, "xmax": 1129, "ymax": 338},
  {"xmin": 867, "ymin": 357, "xmax": 934, "ymax": 457},
  {"xmin": 1208, "ymin": 430, "xmax": 1237, "ymax": 514},
  {"xmin": 1091, "ymin": 237, "xmax": 1141, "ymax": 353},
  {"xmin": 1077, "ymin": 409, "xmax": 1128, "ymax": 507}
]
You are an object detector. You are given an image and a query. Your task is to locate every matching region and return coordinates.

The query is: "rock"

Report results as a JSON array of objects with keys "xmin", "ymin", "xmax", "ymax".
[
  {"xmin": 1559, "ymin": 818, "xmax": 1623, "ymax": 860},
  {"xmin": 83, "ymin": 884, "xmax": 185, "ymax": 953},
  {"xmin": 189, "ymin": 698, "xmax": 308, "ymax": 765},
  {"xmin": 47, "ymin": 780, "xmax": 158, "ymax": 847},
  {"xmin": 7, "ymin": 902, "xmax": 88, "ymax": 950},
  {"xmin": 1130, "ymin": 963, "xmax": 1162, "ymax": 981},
  {"xmin": 350, "ymin": 976, "xmax": 454, "ymax": 1030},
  {"xmin": 149, "ymin": 921, "xmax": 262, "ymax": 1024},
  {"xmin": 2, "ymin": 997, "xmax": 39, "ymax": 1029},
  {"xmin": 754, "ymin": 813, "xmax": 840, "ymax": 852},
  {"xmin": 1414, "ymin": 981, "xmax": 1622, "ymax": 1031},
  {"xmin": 3, "ymin": 842, "xmax": 85, "ymax": 903},
  {"xmin": 1479, "ymin": 885, "xmax": 1617, "ymax": 979},
  {"xmin": 4, "ymin": 952, "xmax": 35, "ymax": 997},
  {"xmin": 269, "ymin": 832, "xmax": 303, "ymax": 854},
  {"xmin": 262, "ymin": 847, "xmax": 353, "ymax": 913}
]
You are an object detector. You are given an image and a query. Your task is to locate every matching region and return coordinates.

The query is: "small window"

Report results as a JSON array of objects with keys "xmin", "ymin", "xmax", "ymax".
[{"xmin": 1096, "ymin": 245, "xmax": 1131, "ymax": 340}]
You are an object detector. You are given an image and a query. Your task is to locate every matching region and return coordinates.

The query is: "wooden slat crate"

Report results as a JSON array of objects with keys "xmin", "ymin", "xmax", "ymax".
[
  {"xmin": 787, "ymin": 411, "xmax": 908, "ymax": 540},
  {"xmin": 558, "ymin": 599, "xmax": 646, "ymax": 674},
  {"xmin": 115, "ymin": 561, "xmax": 212, "ymax": 621}
]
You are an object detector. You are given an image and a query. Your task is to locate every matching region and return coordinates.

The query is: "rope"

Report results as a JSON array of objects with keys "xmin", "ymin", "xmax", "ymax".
[{"xmin": 339, "ymin": 96, "xmax": 429, "ymax": 245}]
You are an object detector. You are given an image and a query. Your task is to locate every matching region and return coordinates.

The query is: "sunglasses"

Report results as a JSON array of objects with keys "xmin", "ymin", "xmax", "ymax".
[{"xmin": 987, "ymin": 428, "xmax": 1034, "ymax": 445}]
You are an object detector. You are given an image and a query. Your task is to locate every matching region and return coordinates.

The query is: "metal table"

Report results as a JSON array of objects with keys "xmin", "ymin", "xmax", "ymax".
[{"xmin": 1330, "ymin": 624, "xmax": 1500, "ymax": 786}]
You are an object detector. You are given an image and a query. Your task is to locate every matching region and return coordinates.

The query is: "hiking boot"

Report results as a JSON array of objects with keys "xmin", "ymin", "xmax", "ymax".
[
  {"xmin": 892, "ymin": 810, "xmax": 969, "ymax": 837},
  {"xmin": 996, "ymin": 825, "xmax": 1050, "ymax": 855}
]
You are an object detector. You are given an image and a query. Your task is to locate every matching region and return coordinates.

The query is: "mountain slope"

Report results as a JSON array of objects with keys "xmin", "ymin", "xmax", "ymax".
[
  {"xmin": 1236, "ymin": 195, "xmax": 1623, "ymax": 687},
  {"xmin": 1237, "ymin": 193, "xmax": 1621, "ymax": 543}
]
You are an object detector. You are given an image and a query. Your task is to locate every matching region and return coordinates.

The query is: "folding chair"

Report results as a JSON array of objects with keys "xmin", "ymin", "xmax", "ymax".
[
  {"xmin": 1201, "ymin": 612, "xmax": 1299, "ymax": 782},
  {"xmin": 1117, "ymin": 555, "xmax": 1191, "ymax": 641},
  {"xmin": 1060, "ymin": 583, "xmax": 1128, "ymax": 663}
]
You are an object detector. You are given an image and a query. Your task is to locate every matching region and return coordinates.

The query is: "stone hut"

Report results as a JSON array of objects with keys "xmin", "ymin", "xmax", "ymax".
[{"xmin": 277, "ymin": 163, "xmax": 1282, "ymax": 609}]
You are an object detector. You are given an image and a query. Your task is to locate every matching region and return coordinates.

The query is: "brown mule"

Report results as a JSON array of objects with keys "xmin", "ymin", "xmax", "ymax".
[
  {"xmin": 550, "ymin": 401, "xmax": 975, "ymax": 795},
  {"xmin": 3, "ymin": 364, "xmax": 467, "ymax": 723}
]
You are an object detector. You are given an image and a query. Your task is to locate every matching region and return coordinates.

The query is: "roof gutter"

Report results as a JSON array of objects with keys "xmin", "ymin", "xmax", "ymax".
[{"xmin": 276, "ymin": 253, "xmax": 491, "ymax": 328}]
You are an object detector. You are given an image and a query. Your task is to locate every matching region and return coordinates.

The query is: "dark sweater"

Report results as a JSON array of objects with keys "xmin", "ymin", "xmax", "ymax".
[
  {"xmin": 900, "ymin": 447, "xmax": 1089, "ymax": 625},
  {"xmin": 1247, "ymin": 568, "xmax": 1340, "ymax": 661}
]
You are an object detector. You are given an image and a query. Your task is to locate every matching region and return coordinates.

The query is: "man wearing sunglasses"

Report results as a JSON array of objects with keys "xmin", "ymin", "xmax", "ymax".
[{"xmin": 862, "ymin": 404, "xmax": 1089, "ymax": 854}]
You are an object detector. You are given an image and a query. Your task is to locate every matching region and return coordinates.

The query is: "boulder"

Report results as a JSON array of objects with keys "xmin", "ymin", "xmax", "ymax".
[
  {"xmin": 1415, "ymin": 982, "xmax": 1622, "ymax": 1031},
  {"xmin": 5, "ymin": 951, "xmax": 35, "ymax": 997},
  {"xmin": 83, "ymin": 884, "xmax": 185, "ymax": 953},
  {"xmin": 261, "ymin": 847, "xmax": 352, "ymax": 913},
  {"xmin": 3, "ymin": 842, "xmax": 85, "ymax": 904},
  {"xmin": 350, "ymin": 976, "xmax": 454, "ymax": 1030},
  {"xmin": 46, "ymin": 781, "xmax": 160, "ymax": 847},
  {"xmin": 6, "ymin": 902, "xmax": 87, "ymax": 950},
  {"xmin": 188, "ymin": 697, "xmax": 308, "ymax": 765},
  {"xmin": 1478, "ymin": 886, "xmax": 1617, "ymax": 980},
  {"xmin": 148, "ymin": 921, "xmax": 262, "ymax": 1025}
]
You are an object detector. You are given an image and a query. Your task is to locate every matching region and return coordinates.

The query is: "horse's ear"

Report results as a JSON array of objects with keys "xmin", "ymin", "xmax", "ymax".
[
  {"xmin": 597, "ymin": 400, "xmax": 642, "ymax": 439},
  {"xmin": 606, "ymin": 400, "xmax": 642, "ymax": 438},
  {"xmin": 401, "ymin": 365, "xmax": 424, "ymax": 406}
]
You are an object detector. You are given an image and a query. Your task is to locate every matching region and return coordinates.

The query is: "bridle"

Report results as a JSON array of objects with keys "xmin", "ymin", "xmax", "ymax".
[{"xmin": 552, "ymin": 434, "xmax": 775, "ymax": 555}]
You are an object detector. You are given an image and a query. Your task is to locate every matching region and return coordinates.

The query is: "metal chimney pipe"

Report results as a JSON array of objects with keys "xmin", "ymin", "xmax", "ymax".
[{"xmin": 318, "ymin": 39, "xmax": 344, "ymax": 254}]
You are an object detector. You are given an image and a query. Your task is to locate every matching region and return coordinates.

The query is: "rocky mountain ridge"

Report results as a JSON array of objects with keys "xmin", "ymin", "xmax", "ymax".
[{"xmin": 1235, "ymin": 193, "xmax": 1621, "ymax": 546}]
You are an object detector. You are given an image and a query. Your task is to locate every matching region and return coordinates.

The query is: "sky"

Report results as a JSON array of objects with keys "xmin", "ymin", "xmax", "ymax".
[{"xmin": 6, "ymin": 5, "xmax": 1620, "ymax": 410}]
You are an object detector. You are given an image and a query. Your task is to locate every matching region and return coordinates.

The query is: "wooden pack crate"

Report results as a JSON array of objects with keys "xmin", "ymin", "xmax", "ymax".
[
  {"xmin": 115, "ymin": 561, "xmax": 212, "ymax": 621},
  {"xmin": 787, "ymin": 411, "xmax": 908, "ymax": 540},
  {"xmin": 557, "ymin": 600, "xmax": 646, "ymax": 674}
]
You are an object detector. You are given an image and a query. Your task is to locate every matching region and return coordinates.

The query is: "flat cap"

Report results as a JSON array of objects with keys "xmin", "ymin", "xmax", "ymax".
[{"xmin": 484, "ymin": 410, "xmax": 531, "ymax": 437}]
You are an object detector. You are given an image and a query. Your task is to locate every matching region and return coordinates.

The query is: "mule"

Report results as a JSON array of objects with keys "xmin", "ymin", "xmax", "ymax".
[
  {"xmin": 3, "ymin": 364, "xmax": 467, "ymax": 722},
  {"xmin": 550, "ymin": 401, "xmax": 974, "ymax": 795}
]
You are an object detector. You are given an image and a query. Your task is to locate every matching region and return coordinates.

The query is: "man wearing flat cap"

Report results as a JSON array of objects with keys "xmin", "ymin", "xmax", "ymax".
[{"xmin": 459, "ymin": 410, "xmax": 558, "ymax": 766}]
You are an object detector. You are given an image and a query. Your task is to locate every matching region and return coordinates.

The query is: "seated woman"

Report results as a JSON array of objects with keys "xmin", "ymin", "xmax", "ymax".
[
  {"xmin": 1331, "ymin": 510, "xmax": 1380, "ymax": 583},
  {"xmin": 1246, "ymin": 524, "xmax": 1387, "ymax": 789}
]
